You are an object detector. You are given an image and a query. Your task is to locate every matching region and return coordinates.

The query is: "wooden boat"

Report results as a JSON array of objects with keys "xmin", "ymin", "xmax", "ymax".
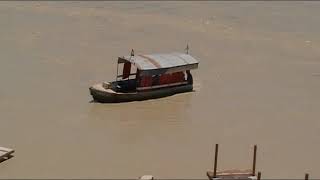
[
  {"xmin": 207, "ymin": 144, "xmax": 261, "ymax": 180},
  {"xmin": 90, "ymin": 49, "xmax": 199, "ymax": 103},
  {"xmin": 138, "ymin": 175, "xmax": 154, "ymax": 180},
  {"xmin": 0, "ymin": 146, "xmax": 14, "ymax": 163}
]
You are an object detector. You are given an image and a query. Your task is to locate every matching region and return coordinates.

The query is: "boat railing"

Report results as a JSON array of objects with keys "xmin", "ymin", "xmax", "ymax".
[
  {"xmin": 117, "ymin": 73, "xmax": 137, "ymax": 79},
  {"xmin": 207, "ymin": 144, "xmax": 259, "ymax": 180},
  {"xmin": 137, "ymin": 81, "xmax": 189, "ymax": 91}
]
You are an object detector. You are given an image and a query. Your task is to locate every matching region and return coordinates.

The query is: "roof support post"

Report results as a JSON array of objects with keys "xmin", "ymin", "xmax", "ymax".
[
  {"xmin": 185, "ymin": 44, "xmax": 189, "ymax": 54},
  {"xmin": 115, "ymin": 61, "xmax": 119, "ymax": 83}
]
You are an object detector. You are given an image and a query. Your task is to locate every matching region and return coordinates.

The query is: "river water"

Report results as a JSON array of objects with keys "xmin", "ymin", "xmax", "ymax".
[{"xmin": 0, "ymin": 2, "xmax": 320, "ymax": 179}]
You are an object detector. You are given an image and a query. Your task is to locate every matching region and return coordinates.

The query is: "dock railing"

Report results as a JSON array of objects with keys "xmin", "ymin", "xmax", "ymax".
[{"xmin": 207, "ymin": 144, "xmax": 261, "ymax": 180}]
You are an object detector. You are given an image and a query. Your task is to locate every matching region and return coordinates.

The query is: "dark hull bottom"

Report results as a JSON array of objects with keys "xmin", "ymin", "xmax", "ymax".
[{"xmin": 90, "ymin": 84, "xmax": 193, "ymax": 103}]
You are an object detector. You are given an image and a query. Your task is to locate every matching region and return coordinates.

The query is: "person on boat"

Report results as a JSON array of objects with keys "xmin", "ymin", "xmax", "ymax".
[{"xmin": 186, "ymin": 70, "xmax": 193, "ymax": 84}]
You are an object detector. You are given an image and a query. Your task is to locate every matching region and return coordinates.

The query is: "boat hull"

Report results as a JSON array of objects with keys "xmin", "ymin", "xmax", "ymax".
[{"xmin": 89, "ymin": 83, "xmax": 193, "ymax": 103}]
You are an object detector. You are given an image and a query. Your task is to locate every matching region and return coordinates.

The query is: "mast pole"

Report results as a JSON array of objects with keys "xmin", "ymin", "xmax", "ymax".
[
  {"xmin": 116, "ymin": 61, "xmax": 119, "ymax": 83},
  {"xmin": 129, "ymin": 49, "xmax": 134, "ymax": 81}
]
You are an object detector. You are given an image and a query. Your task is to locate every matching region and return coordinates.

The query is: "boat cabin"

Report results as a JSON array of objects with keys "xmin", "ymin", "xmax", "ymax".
[{"xmin": 114, "ymin": 52, "xmax": 199, "ymax": 92}]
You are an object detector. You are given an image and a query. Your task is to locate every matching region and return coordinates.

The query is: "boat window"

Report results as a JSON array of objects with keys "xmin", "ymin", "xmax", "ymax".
[{"xmin": 158, "ymin": 72, "xmax": 185, "ymax": 85}]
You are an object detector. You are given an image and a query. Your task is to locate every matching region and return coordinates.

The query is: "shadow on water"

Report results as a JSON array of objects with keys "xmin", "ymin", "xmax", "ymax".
[
  {"xmin": 87, "ymin": 90, "xmax": 197, "ymax": 104},
  {"xmin": 84, "ymin": 90, "xmax": 195, "ymax": 148}
]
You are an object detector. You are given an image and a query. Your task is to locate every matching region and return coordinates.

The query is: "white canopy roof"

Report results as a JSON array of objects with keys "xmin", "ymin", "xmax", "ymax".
[{"xmin": 118, "ymin": 52, "xmax": 199, "ymax": 75}]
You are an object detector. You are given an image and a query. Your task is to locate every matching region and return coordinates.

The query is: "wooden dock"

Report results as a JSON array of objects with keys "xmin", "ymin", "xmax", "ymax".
[
  {"xmin": 207, "ymin": 144, "xmax": 261, "ymax": 180},
  {"xmin": 0, "ymin": 146, "xmax": 14, "ymax": 163}
]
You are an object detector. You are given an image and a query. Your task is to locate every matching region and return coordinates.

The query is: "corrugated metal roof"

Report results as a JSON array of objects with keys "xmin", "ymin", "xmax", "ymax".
[{"xmin": 119, "ymin": 52, "xmax": 199, "ymax": 71}]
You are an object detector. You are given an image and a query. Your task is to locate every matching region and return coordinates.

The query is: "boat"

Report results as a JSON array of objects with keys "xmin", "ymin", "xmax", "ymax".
[
  {"xmin": 0, "ymin": 146, "xmax": 14, "ymax": 163},
  {"xmin": 89, "ymin": 48, "xmax": 199, "ymax": 103},
  {"xmin": 138, "ymin": 175, "xmax": 154, "ymax": 180}
]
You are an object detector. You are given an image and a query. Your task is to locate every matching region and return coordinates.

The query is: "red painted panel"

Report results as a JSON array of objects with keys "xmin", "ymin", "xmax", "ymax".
[
  {"xmin": 140, "ymin": 76, "xmax": 152, "ymax": 87},
  {"xmin": 122, "ymin": 62, "xmax": 131, "ymax": 79}
]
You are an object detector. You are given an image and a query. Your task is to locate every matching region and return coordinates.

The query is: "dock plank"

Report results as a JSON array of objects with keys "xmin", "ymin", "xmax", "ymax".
[{"xmin": 207, "ymin": 170, "xmax": 256, "ymax": 180}]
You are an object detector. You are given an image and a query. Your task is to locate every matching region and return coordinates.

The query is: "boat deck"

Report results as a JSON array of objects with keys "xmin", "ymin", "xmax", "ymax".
[{"xmin": 91, "ymin": 83, "xmax": 137, "ymax": 94}]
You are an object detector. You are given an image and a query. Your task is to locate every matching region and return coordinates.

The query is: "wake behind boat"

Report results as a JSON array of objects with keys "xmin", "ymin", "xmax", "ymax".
[{"xmin": 89, "ymin": 48, "xmax": 199, "ymax": 103}]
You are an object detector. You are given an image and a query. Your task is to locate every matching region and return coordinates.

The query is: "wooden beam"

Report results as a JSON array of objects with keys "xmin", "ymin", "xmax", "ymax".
[
  {"xmin": 213, "ymin": 144, "xmax": 219, "ymax": 178},
  {"xmin": 252, "ymin": 145, "xmax": 257, "ymax": 176},
  {"xmin": 117, "ymin": 73, "xmax": 137, "ymax": 78},
  {"xmin": 257, "ymin": 172, "xmax": 261, "ymax": 180}
]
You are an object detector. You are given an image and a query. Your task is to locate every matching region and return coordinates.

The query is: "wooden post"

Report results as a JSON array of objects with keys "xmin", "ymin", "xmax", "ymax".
[
  {"xmin": 257, "ymin": 172, "xmax": 261, "ymax": 180},
  {"xmin": 213, "ymin": 144, "xmax": 218, "ymax": 178},
  {"xmin": 305, "ymin": 173, "xmax": 309, "ymax": 180},
  {"xmin": 128, "ymin": 49, "xmax": 134, "ymax": 81},
  {"xmin": 252, "ymin": 145, "xmax": 257, "ymax": 176}
]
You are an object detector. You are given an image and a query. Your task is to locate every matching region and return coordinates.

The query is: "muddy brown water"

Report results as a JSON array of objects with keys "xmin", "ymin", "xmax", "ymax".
[{"xmin": 0, "ymin": 2, "xmax": 320, "ymax": 179}]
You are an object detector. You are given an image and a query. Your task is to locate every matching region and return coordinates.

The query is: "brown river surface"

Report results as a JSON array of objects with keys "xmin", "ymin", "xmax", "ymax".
[{"xmin": 0, "ymin": 1, "xmax": 320, "ymax": 179}]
